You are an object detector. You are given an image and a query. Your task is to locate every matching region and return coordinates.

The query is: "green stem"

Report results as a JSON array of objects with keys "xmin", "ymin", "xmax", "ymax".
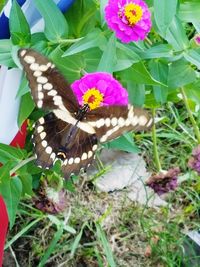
[
  {"xmin": 152, "ymin": 109, "xmax": 162, "ymax": 172},
  {"xmin": 10, "ymin": 155, "xmax": 36, "ymax": 176},
  {"xmin": 180, "ymin": 87, "xmax": 200, "ymax": 144}
]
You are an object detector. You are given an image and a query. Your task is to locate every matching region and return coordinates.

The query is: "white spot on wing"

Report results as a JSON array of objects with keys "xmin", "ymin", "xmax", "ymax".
[
  {"xmin": 105, "ymin": 118, "xmax": 111, "ymax": 127},
  {"xmin": 92, "ymin": 144, "xmax": 98, "ymax": 151},
  {"xmin": 37, "ymin": 100, "xmax": 43, "ymax": 108},
  {"xmin": 118, "ymin": 117, "xmax": 125, "ymax": 127},
  {"xmin": 128, "ymin": 106, "xmax": 134, "ymax": 119},
  {"xmin": 146, "ymin": 118, "xmax": 153, "ymax": 127},
  {"xmin": 38, "ymin": 92, "xmax": 44, "ymax": 100},
  {"xmin": 74, "ymin": 157, "xmax": 80, "ymax": 164},
  {"xmin": 30, "ymin": 63, "xmax": 39, "ymax": 71},
  {"xmin": 24, "ymin": 55, "xmax": 35, "ymax": 64},
  {"xmin": 48, "ymin": 90, "xmax": 57, "ymax": 96},
  {"xmin": 39, "ymin": 117, "xmax": 45, "ymax": 124},
  {"xmin": 81, "ymin": 153, "xmax": 87, "ymax": 160},
  {"xmin": 38, "ymin": 84, "xmax": 42, "ymax": 91},
  {"xmin": 100, "ymin": 135, "xmax": 107, "ymax": 143},
  {"xmin": 37, "ymin": 76, "xmax": 48, "ymax": 84},
  {"xmin": 33, "ymin": 70, "xmax": 42, "ymax": 77},
  {"xmin": 139, "ymin": 115, "xmax": 147, "ymax": 126},
  {"xmin": 88, "ymin": 151, "xmax": 93, "ymax": 158},
  {"xmin": 64, "ymin": 159, "xmax": 68, "ymax": 165},
  {"xmin": 20, "ymin": 50, "xmax": 26, "ymax": 57},
  {"xmin": 132, "ymin": 116, "xmax": 138, "ymax": 126},
  {"xmin": 43, "ymin": 83, "xmax": 53, "ymax": 90},
  {"xmin": 53, "ymin": 95, "xmax": 62, "ymax": 106},
  {"xmin": 53, "ymin": 109, "xmax": 95, "ymax": 134},
  {"xmin": 37, "ymin": 126, "xmax": 44, "ymax": 133},
  {"xmin": 40, "ymin": 132, "xmax": 46, "ymax": 139},
  {"xmin": 125, "ymin": 118, "xmax": 131, "ymax": 126},
  {"xmin": 39, "ymin": 65, "xmax": 49, "ymax": 72},
  {"xmin": 111, "ymin": 117, "xmax": 117, "ymax": 126},
  {"xmin": 96, "ymin": 118, "xmax": 105, "ymax": 128},
  {"xmin": 42, "ymin": 140, "xmax": 47, "ymax": 147},
  {"xmin": 46, "ymin": 146, "xmax": 52, "ymax": 154},
  {"xmin": 50, "ymin": 153, "xmax": 56, "ymax": 161},
  {"xmin": 68, "ymin": 158, "xmax": 74, "ymax": 165}
]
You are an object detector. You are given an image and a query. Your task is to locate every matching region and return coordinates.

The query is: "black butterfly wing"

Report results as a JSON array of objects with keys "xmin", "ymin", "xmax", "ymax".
[
  {"xmin": 33, "ymin": 112, "xmax": 97, "ymax": 179},
  {"xmin": 85, "ymin": 105, "xmax": 153, "ymax": 143},
  {"xmin": 18, "ymin": 48, "xmax": 79, "ymax": 113}
]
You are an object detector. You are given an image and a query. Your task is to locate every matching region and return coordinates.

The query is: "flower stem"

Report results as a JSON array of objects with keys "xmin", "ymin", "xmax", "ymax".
[
  {"xmin": 10, "ymin": 155, "xmax": 36, "ymax": 176},
  {"xmin": 180, "ymin": 87, "xmax": 200, "ymax": 144},
  {"xmin": 152, "ymin": 108, "xmax": 162, "ymax": 172}
]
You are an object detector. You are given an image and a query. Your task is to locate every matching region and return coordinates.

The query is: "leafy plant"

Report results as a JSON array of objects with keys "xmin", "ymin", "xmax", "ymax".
[{"xmin": 1, "ymin": 0, "xmax": 200, "ymax": 265}]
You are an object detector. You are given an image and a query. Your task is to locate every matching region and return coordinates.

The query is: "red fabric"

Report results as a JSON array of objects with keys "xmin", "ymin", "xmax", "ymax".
[
  {"xmin": 0, "ymin": 197, "xmax": 8, "ymax": 267},
  {"xmin": 10, "ymin": 120, "xmax": 27, "ymax": 148},
  {"xmin": 0, "ymin": 120, "xmax": 27, "ymax": 266}
]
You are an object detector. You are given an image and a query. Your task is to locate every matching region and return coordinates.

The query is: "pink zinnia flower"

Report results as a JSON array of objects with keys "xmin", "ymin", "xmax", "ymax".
[
  {"xmin": 194, "ymin": 34, "xmax": 200, "ymax": 46},
  {"xmin": 188, "ymin": 145, "xmax": 200, "ymax": 175},
  {"xmin": 71, "ymin": 72, "xmax": 128, "ymax": 110},
  {"xmin": 105, "ymin": 0, "xmax": 151, "ymax": 43}
]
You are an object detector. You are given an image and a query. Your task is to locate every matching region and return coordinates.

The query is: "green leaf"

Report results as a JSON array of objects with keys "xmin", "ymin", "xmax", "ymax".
[
  {"xmin": 5, "ymin": 217, "xmax": 42, "ymax": 249},
  {"xmin": 116, "ymin": 42, "xmax": 141, "ymax": 62},
  {"xmin": 154, "ymin": 0, "xmax": 178, "ymax": 37},
  {"xmin": 16, "ymin": 75, "xmax": 29, "ymax": 98},
  {"xmin": 149, "ymin": 60, "xmax": 169, "ymax": 104},
  {"xmin": 141, "ymin": 44, "xmax": 173, "ymax": 59},
  {"xmin": 114, "ymin": 43, "xmax": 141, "ymax": 72},
  {"xmin": 70, "ymin": 222, "xmax": 87, "ymax": 258},
  {"xmin": 184, "ymin": 49, "xmax": 200, "ymax": 70},
  {"xmin": 97, "ymin": 34, "xmax": 117, "ymax": 73},
  {"xmin": 51, "ymin": 46, "xmax": 102, "ymax": 82},
  {"xmin": 0, "ymin": 39, "xmax": 16, "ymax": 67},
  {"xmin": 31, "ymin": 32, "xmax": 49, "ymax": 53},
  {"xmin": 96, "ymin": 223, "xmax": 116, "ymax": 267},
  {"xmin": 192, "ymin": 21, "xmax": 200, "ymax": 32},
  {"xmin": 65, "ymin": 0, "xmax": 97, "ymax": 37},
  {"xmin": 18, "ymin": 92, "xmax": 35, "ymax": 127},
  {"xmin": 9, "ymin": 0, "xmax": 31, "ymax": 45},
  {"xmin": 0, "ymin": 143, "xmax": 26, "ymax": 164},
  {"xmin": 119, "ymin": 62, "xmax": 166, "ymax": 86},
  {"xmin": 0, "ymin": 174, "xmax": 22, "ymax": 229},
  {"xmin": 127, "ymin": 82, "xmax": 145, "ymax": 106},
  {"xmin": 100, "ymin": 0, "xmax": 107, "ymax": 25},
  {"xmin": 165, "ymin": 16, "xmax": 189, "ymax": 51},
  {"xmin": 19, "ymin": 174, "xmax": 33, "ymax": 196},
  {"xmin": 106, "ymin": 133, "xmax": 139, "ymax": 153},
  {"xmin": 34, "ymin": 0, "xmax": 68, "ymax": 42},
  {"xmin": 63, "ymin": 29, "xmax": 107, "ymax": 56},
  {"xmin": 168, "ymin": 59, "xmax": 197, "ymax": 88},
  {"xmin": 0, "ymin": 0, "xmax": 7, "ymax": 13},
  {"xmin": 38, "ymin": 226, "xmax": 63, "ymax": 267},
  {"xmin": 179, "ymin": 2, "xmax": 200, "ymax": 22},
  {"xmin": 49, "ymin": 46, "xmax": 84, "ymax": 82},
  {"xmin": 184, "ymin": 80, "xmax": 200, "ymax": 105}
]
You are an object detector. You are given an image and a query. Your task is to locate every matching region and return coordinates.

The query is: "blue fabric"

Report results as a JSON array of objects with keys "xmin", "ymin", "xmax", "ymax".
[
  {"xmin": 57, "ymin": 0, "xmax": 75, "ymax": 12},
  {"xmin": 0, "ymin": 0, "xmax": 75, "ymax": 39},
  {"xmin": 0, "ymin": 13, "xmax": 9, "ymax": 39}
]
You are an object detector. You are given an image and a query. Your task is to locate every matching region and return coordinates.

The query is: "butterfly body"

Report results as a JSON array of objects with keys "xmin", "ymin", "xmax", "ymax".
[{"xmin": 18, "ymin": 48, "xmax": 153, "ymax": 178}]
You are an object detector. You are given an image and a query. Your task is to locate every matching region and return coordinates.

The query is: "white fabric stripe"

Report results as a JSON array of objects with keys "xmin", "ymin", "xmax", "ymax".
[{"xmin": 0, "ymin": 68, "xmax": 21, "ymax": 144}]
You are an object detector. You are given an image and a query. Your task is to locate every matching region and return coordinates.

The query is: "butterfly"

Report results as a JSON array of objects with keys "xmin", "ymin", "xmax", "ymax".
[{"xmin": 18, "ymin": 48, "xmax": 153, "ymax": 179}]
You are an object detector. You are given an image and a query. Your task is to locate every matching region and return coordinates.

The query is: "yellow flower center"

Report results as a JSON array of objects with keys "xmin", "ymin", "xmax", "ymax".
[
  {"xmin": 83, "ymin": 88, "xmax": 104, "ymax": 110},
  {"xmin": 124, "ymin": 3, "xmax": 143, "ymax": 25}
]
